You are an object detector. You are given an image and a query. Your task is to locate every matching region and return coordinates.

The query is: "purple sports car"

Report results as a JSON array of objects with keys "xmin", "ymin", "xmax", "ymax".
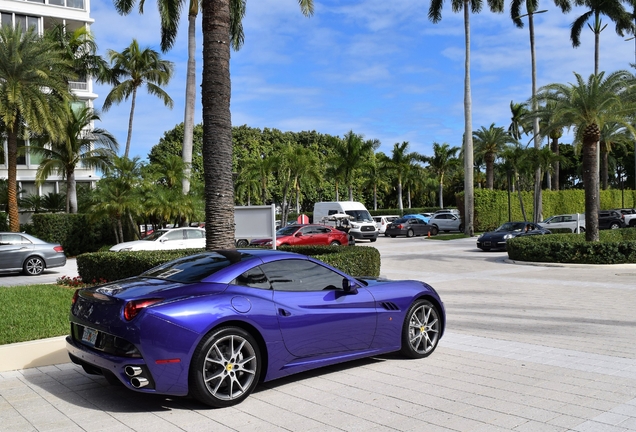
[{"xmin": 67, "ymin": 249, "xmax": 445, "ymax": 407}]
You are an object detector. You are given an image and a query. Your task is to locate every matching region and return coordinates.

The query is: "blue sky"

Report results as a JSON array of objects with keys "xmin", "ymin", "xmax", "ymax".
[{"xmin": 89, "ymin": 0, "xmax": 636, "ymax": 161}]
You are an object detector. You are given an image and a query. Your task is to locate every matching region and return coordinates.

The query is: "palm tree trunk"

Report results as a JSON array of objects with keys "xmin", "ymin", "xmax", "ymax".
[
  {"xmin": 485, "ymin": 153, "xmax": 495, "ymax": 189},
  {"xmin": 182, "ymin": 13, "xmax": 197, "ymax": 195},
  {"xmin": 551, "ymin": 136, "xmax": 560, "ymax": 190},
  {"xmin": 124, "ymin": 87, "xmax": 137, "ymax": 159},
  {"xmin": 67, "ymin": 168, "xmax": 77, "ymax": 213},
  {"xmin": 202, "ymin": 0, "xmax": 235, "ymax": 249},
  {"xmin": 601, "ymin": 146, "xmax": 609, "ymax": 190},
  {"xmin": 7, "ymin": 126, "xmax": 20, "ymax": 232},
  {"xmin": 463, "ymin": 1, "xmax": 474, "ymax": 236},
  {"xmin": 373, "ymin": 185, "xmax": 377, "ymax": 210},
  {"xmin": 335, "ymin": 182, "xmax": 339, "ymax": 201},
  {"xmin": 348, "ymin": 185, "xmax": 353, "ymax": 201},
  {"xmin": 438, "ymin": 181, "xmax": 444, "ymax": 208},
  {"xmin": 529, "ymin": 10, "xmax": 542, "ymax": 223},
  {"xmin": 583, "ymin": 124, "xmax": 601, "ymax": 241},
  {"xmin": 398, "ymin": 181, "xmax": 404, "ymax": 212}
]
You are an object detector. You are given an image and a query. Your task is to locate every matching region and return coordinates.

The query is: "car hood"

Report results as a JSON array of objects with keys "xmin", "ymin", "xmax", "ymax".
[
  {"xmin": 480, "ymin": 231, "xmax": 518, "ymax": 241},
  {"xmin": 109, "ymin": 240, "xmax": 160, "ymax": 251}
]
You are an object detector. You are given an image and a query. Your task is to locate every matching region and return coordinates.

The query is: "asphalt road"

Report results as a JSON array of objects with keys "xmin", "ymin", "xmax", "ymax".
[{"xmin": 0, "ymin": 258, "xmax": 78, "ymax": 287}]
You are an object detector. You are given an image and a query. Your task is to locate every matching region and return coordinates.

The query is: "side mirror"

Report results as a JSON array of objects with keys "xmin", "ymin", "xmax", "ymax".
[{"xmin": 342, "ymin": 278, "xmax": 358, "ymax": 293}]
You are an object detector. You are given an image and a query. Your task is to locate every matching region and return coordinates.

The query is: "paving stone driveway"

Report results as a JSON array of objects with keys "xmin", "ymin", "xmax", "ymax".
[{"xmin": 2, "ymin": 236, "xmax": 636, "ymax": 431}]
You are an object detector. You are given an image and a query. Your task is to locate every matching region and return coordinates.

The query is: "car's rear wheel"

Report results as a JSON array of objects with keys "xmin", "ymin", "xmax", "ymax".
[
  {"xmin": 390, "ymin": 235, "xmax": 397, "ymax": 238},
  {"xmin": 578, "ymin": 227, "xmax": 586, "ymax": 233},
  {"xmin": 330, "ymin": 240, "xmax": 340, "ymax": 246},
  {"xmin": 458, "ymin": 224, "xmax": 464, "ymax": 232},
  {"xmin": 406, "ymin": 229, "xmax": 414, "ymax": 238},
  {"xmin": 431, "ymin": 226, "xmax": 439, "ymax": 236},
  {"xmin": 610, "ymin": 222, "xmax": 621, "ymax": 229},
  {"xmin": 23, "ymin": 256, "xmax": 44, "ymax": 276},
  {"xmin": 400, "ymin": 299, "xmax": 441, "ymax": 359},
  {"xmin": 236, "ymin": 239, "xmax": 249, "ymax": 248},
  {"xmin": 190, "ymin": 326, "xmax": 261, "ymax": 408}
]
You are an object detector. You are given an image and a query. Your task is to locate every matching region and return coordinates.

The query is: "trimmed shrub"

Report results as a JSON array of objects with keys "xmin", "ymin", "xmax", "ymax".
[
  {"xmin": 506, "ymin": 228, "xmax": 636, "ymax": 264},
  {"xmin": 31, "ymin": 213, "xmax": 116, "ymax": 256},
  {"xmin": 77, "ymin": 245, "xmax": 381, "ymax": 283},
  {"xmin": 0, "ymin": 212, "xmax": 7, "ymax": 231}
]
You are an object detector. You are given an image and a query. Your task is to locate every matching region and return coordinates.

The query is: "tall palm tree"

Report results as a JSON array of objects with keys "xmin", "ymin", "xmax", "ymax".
[
  {"xmin": 112, "ymin": 0, "xmax": 247, "ymax": 195},
  {"xmin": 599, "ymin": 122, "xmax": 632, "ymax": 190},
  {"xmin": 534, "ymin": 71, "xmax": 636, "ymax": 241},
  {"xmin": 0, "ymin": 25, "xmax": 74, "ymax": 231},
  {"xmin": 387, "ymin": 142, "xmax": 423, "ymax": 212},
  {"xmin": 201, "ymin": 0, "xmax": 313, "ymax": 249},
  {"xmin": 329, "ymin": 131, "xmax": 378, "ymax": 201},
  {"xmin": 428, "ymin": 0, "xmax": 504, "ymax": 236},
  {"xmin": 508, "ymin": 101, "xmax": 531, "ymax": 141},
  {"xmin": 473, "ymin": 124, "xmax": 515, "ymax": 189},
  {"xmin": 31, "ymin": 107, "xmax": 118, "ymax": 213},
  {"xmin": 570, "ymin": 0, "xmax": 634, "ymax": 75},
  {"xmin": 103, "ymin": 39, "xmax": 174, "ymax": 158},
  {"xmin": 425, "ymin": 142, "xmax": 461, "ymax": 208},
  {"xmin": 362, "ymin": 152, "xmax": 392, "ymax": 210}
]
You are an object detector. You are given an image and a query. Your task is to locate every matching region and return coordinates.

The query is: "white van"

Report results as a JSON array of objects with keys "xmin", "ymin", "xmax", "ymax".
[{"xmin": 313, "ymin": 201, "xmax": 378, "ymax": 242}]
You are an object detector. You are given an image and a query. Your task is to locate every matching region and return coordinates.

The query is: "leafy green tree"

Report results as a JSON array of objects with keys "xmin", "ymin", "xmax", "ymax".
[
  {"xmin": 31, "ymin": 107, "xmax": 118, "ymax": 213},
  {"xmin": 425, "ymin": 142, "xmax": 461, "ymax": 208},
  {"xmin": 473, "ymin": 124, "xmax": 515, "ymax": 189},
  {"xmin": 386, "ymin": 142, "xmax": 424, "ymax": 212},
  {"xmin": 103, "ymin": 39, "xmax": 174, "ymax": 158},
  {"xmin": 428, "ymin": 0, "xmax": 504, "ymax": 236},
  {"xmin": 328, "ymin": 131, "xmax": 378, "ymax": 201},
  {"xmin": 534, "ymin": 71, "xmax": 636, "ymax": 241},
  {"xmin": 363, "ymin": 152, "xmax": 392, "ymax": 210},
  {"xmin": 0, "ymin": 25, "xmax": 74, "ymax": 231}
]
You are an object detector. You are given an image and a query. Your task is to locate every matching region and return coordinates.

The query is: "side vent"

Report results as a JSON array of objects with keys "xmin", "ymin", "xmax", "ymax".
[{"xmin": 380, "ymin": 302, "xmax": 400, "ymax": 311}]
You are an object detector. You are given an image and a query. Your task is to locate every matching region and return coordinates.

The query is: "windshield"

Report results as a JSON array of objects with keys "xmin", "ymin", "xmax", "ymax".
[
  {"xmin": 541, "ymin": 216, "xmax": 555, "ymax": 223},
  {"xmin": 495, "ymin": 222, "xmax": 526, "ymax": 232},
  {"xmin": 345, "ymin": 210, "xmax": 373, "ymax": 222},
  {"xmin": 276, "ymin": 226, "xmax": 300, "ymax": 236},
  {"xmin": 143, "ymin": 230, "xmax": 169, "ymax": 241}
]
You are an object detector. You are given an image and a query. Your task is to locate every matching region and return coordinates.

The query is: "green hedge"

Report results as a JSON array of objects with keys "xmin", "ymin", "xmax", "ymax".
[
  {"xmin": 0, "ymin": 212, "xmax": 7, "ymax": 231},
  {"xmin": 31, "ymin": 213, "xmax": 116, "ymax": 256},
  {"xmin": 506, "ymin": 228, "xmax": 636, "ymax": 264},
  {"xmin": 77, "ymin": 245, "xmax": 381, "ymax": 283}
]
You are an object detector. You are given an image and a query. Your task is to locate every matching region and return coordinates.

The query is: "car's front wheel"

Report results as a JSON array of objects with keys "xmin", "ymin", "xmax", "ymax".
[
  {"xmin": 330, "ymin": 240, "xmax": 341, "ymax": 246},
  {"xmin": 23, "ymin": 256, "xmax": 45, "ymax": 276},
  {"xmin": 189, "ymin": 327, "xmax": 261, "ymax": 408},
  {"xmin": 406, "ymin": 229, "xmax": 414, "ymax": 238},
  {"xmin": 610, "ymin": 222, "xmax": 621, "ymax": 229},
  {"xmin": 400, "ymin": 299, "xmax": 441, "ymax": 359},
  {"xmin": 430, "ymin": 226, "xmax": 439, "ymax": 236},
  {"xmin": 236, "ymin": 239, "xmax": 249, "ymax": 248}
]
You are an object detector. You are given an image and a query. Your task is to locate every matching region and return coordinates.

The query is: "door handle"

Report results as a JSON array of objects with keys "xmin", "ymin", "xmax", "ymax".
[{"xmin": 278, "ymin": 308, "xmax": 291, "ymax": 317}]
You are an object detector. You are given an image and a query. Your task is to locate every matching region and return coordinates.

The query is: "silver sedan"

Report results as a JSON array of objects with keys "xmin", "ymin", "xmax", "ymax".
[{"xmin": 0, "ymin": 232, "xmax": 67, "ymax": 276}]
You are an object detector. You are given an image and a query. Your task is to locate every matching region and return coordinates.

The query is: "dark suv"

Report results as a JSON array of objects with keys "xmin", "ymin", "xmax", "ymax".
[{"xmin": 598, "ymin": 210, "xmax": 625, "ymax": 229}]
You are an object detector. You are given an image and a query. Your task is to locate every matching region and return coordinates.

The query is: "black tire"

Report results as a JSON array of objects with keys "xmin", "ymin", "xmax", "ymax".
[
  {"xmin": 430, "ymin": 226, "xmax": 439, "ymax": 236},
  {"xmin": 406, "ymin": 229, "xmax": 414, "ymax": 238},
  {"xmin": 236, "ymin": 239, "xmax": 249, "ymax": 248},
  {"xmin": 610, "ymin": 222, "xmax": 621, "ymax": 229},
  {"xmin": 370, "ymin": 238, "xmax": 377, "ymax": 242},
  {"xmin": 458, "ymin": 224, "xmax": 464, "ymax": 232},
  {"xmin": 579, "ymin": 227, "xmax": 586, "ymax": 233},
  {"xmin": 400, "ymin": 299, "xmax": 441, "ymax": 359},
  {"xmin": 23, "ymin": 256, "xmax": 44, "ymax": 276},
  {"xmin": 330, "ymin": 240, "xmax": 340, "ymax": 246},
  {"xmin": 190, "ymin": 326, "xmax": 261, "ymax": 408},
  {"xmin": 383, "ymin": 233, "xmax": 388, "ymax": 237},
  {"xmin": 390, "ymin": 235, "xmax": 397, "ymax": 238}
]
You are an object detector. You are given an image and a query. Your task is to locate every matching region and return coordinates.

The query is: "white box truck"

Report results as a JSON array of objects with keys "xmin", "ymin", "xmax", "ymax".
[{"xmin": 313, "ymin": 201, "xmax": 378, "ymax": 242}]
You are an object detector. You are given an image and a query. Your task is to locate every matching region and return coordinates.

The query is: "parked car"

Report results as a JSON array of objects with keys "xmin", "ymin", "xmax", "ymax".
[
  {"xmin": 617, "ymin": 208, "xmax": 636, "ymax": 227},
  {"xmin": 419, "ymin": 212, "xmax": 433, "ymax": 222},
  {"xmin": 428, "ymin": 212, "xmax": 463, "ymax": 233},
  {"xmin": 385, "ymin": 217, "xmax": 436, "ymax": 237},
  {"xmin": 250, "ymin": 224, "xmax": 351, "ymax": 247},
  {"xmin": 598, "ymin": 210, "xmax": 625, "ymax": 230},
  {"xmin": 373, "ymin": 215, "xmax": 399, "ymax": 235},
  {"xmin": 538, "ymin": 213, "xmax": 586, "ymax": 233},
  {"xmin": 66, "ymin": 249, "xmax": 445, "ymax": 407},
  {"xmin": 0, "ymin": 232, "xmax": 66, "ymax": 275},
  {"xmin": 433, "ymin": 209, "xmax": 459, "ymax": 215},
  {"xmin": 109, "ymin": 227, "xmax": 206, "ymax": 252},
  {"xmin": 477, "ymin": 222, "xmax": 551, "ymax": 251}
]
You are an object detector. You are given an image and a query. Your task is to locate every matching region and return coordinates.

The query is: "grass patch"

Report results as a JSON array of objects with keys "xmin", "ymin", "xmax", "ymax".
[
  {"xmin": 0, "ymin": 284, "xmax": 74, "ymax": 345},
  {"xmin": 427, "ymin": 233, "xmax": 472, "ymax": 241}
]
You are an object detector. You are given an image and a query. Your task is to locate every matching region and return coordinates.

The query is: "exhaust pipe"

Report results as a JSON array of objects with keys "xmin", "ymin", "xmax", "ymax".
[
  {"xmin": 125, "ymin": 366, "xmax": 143, "ymax": 377},
  {"xmin": 130, "ymin": 377, "xmax": 149, "ymax": 388}
]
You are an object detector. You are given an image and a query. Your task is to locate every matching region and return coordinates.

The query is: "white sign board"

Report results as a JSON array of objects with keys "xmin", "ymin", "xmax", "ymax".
[{"xmin": 235, "ymin": 205, "xmax": 277, "ymax": 249}]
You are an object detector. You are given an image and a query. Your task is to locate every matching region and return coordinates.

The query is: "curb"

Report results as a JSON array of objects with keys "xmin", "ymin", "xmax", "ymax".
[{"xmin": 0, "ymin": 336, "xmax": 69, "ymax": 372}]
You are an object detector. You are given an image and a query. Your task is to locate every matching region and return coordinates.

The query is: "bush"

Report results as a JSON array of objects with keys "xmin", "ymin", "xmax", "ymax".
[
  {"xmin": 31, "ymin": 213, "xmax": 116, "ymax": 256},
  {"xmin": 506, "ymin": 228, "xmax": 636, "ymax": 264},
  {"xmin": 0, "ymin": 212, "xmax": 7, "ymax": 231},
  {"xmin": 77, "ymin": 245, "xmax": 381, "ymax": 282}
]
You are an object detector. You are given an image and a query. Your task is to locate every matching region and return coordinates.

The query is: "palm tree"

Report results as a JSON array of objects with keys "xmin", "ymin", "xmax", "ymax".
[
  {"xmin": 473, "ymin": 124, "xmax": 515, "ymax": 189},
  {"xmin": 0, "ymin": 25, "xmax": 74, "ymax": 231},
  {"xmin": 112, "ymin": 0, "xmax": 247, "ymax": 195},
  {"xmin": 425, "ymin": 142, "xmax": 461, "ymax": 208},
  {"xmin": 534, "ymin": 71, "xmax": 636, "ymax": 241},
  {"xmin": 508, "ymin": 101, "xmax": 531, "ymax": 141},
  {"xmin": 31, "ymin": 107, "xmax": 118, "ymax": 213},
  {"xmin": 428, "ymin": 0, "xmax": 504, "ymax": 236},
  {"xmin": 201, "ymin": 0, "xmax": 313, "ymax": 249},
  {"xmin": 103, "ymin": 40, "xmax": 174, "ymax": 158},
  {"xmin": 500, "ymin": 144, "xmax": 530, "ymax": 221},
  {"xmin": 363, "ymin": 152, "xmax": 392, "ymax": 210},
  {"xmin": 329, "ymin": 131, "xmax": 378, "ymax": 201},
  {"xmin": 599, "ymin": 122, "xmax": 632, "ymax": 190},
  {"xmin": 386, "ymin": 142, "xmax": 423, "ymax": 212},
  {"xmin": 570, "ymin": 0, "xmax": 634, "ymax": 75},
  {"xmin": 235, "ymin": 163, "xmax": 261, "ymax": 205}
]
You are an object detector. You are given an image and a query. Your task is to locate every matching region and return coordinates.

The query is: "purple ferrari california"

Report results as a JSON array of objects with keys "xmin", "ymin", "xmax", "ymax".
[{"xmin": 67, "ymin": 249, "xmax": 445, "ymax": 407}]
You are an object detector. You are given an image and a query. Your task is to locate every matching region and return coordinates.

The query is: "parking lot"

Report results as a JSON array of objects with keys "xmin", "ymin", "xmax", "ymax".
[{"xmin": 2, "ymin": 236, "xmax": 636, "ymax": 431}]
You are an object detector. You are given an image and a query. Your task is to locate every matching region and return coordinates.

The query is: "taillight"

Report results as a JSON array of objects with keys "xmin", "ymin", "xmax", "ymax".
[
  {"xmin": 123, "ymin": 299, "xmax": 163, "ymax": 321},
  {"xmin": 54, "ymin": 246, "xmax": 64, "ymax": 253},
  {"xmin": 397, "ymin": 224, "xmax": 403, "ymax": 229},
  {"xmin": 72, "ymin": 289, "xmax": 79, "ymax": 305}
]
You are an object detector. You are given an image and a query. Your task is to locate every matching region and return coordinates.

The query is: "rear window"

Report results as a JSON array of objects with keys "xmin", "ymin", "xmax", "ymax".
[{"xmin": 142, "ymin": 251, "xmax": 251, "ymax": 283}]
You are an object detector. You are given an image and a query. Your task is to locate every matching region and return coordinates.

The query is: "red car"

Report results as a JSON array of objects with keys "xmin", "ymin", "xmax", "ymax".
[{"xmin": 250, "ymin": 224, "xmax": 351, "ymax": 247}]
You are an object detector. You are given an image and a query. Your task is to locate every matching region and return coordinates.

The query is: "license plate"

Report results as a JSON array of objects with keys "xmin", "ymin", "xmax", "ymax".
[
  {"xmin": 81, "ymin": 327, "xmax": 98, "ymax": 347},
  {"xmin": 484, "ymin": 242, "xmax": 491, "ymax": 246}
]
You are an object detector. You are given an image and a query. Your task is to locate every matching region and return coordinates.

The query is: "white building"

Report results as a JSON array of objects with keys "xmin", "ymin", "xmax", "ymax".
[{"xmin": 0, "ymin": 0, "xmax": 99, "ymax": 221}]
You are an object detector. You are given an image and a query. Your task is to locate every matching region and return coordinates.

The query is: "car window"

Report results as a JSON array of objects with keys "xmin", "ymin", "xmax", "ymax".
[
  {"xmin": 316, "ymin": 227, "xmax": 331, "ymax": 234},
  {"xmin": 261, "ymin": 259, "xmax": 344, "ymax": 292},
  {"xmin": 143, "ymin": 251, "xmax": 249, "ymax": 283},
  {"xmin": 143, "ymin": 230, "xmax": 168, "ymax": 241},
  {"xmin": 300, "ymin": 226, "xmax": 316, "ymax": 235},
  {"xmin": 163, "ymin": 230, "xmax": 184, "ymax": 241},
  {"xmin": 394, "ymin": 218, "xmax": 408, "ymax": 224},
  {"xmin": 185, "ymin": 229, "xmax": 204, "ymax": 239},
  {"xmin": 373, "ymin": 217, "xmax": 381, "ymax": 223},
  {"xmin": 0, "ymin": 234, "xmax": 31, "ymax": 245},
  {"xmin": 344, "ymin": 210, "xmax": 373, "ymax": 222},
  {"xmin": 231, "ymin": 266, "xmax": 271, "ymax": 290}
]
